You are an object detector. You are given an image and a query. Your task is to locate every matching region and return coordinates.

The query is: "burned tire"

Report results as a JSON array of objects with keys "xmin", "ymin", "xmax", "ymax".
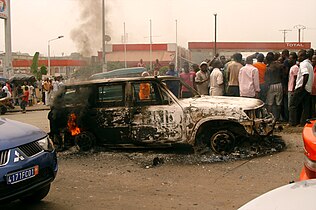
[
  {"xmin": 0, "ymin": 105, "xmax": 7, "ymax": 115},
  {"xmin": 74, "ymin": 131, "xmax": 96, "ymax": 151},
  {"xmin": 210, "ymin": 130, "xmax": 235, "ymax": 154}
]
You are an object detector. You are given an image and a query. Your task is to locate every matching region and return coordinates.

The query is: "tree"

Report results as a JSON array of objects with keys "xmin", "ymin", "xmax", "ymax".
[
  {"xmin": 31, "ymin": 52, "xmax": 41, "ymax": 80},
  {"xmin": 40, "ymin": 65, "xmax": 47, "ymax": 76}
]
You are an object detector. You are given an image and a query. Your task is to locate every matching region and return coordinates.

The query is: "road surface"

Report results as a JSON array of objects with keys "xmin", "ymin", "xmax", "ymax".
[{"xmin": 1, "ymin": 111, "xmax": 304, "ymax": 210}]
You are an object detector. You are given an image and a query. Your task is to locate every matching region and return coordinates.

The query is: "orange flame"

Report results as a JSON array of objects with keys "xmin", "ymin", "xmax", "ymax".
[{"xmin": 68, "ymin": 113, "xmax": 81, "ymax": 136}]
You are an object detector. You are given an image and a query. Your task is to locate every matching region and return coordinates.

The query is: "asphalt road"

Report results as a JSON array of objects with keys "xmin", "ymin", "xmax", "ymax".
[{"xmin": 1, "ymin": 110, "xmax": 305, "ymax": 210}]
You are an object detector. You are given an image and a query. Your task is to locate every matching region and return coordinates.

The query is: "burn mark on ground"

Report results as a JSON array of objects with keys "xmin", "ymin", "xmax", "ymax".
[{"xmin": 58, "ymin": 135, "xmax": 285, "ymax": 167}]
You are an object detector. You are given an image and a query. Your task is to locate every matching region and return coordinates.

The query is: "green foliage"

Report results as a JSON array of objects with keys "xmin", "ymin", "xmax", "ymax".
[
  {"xmin": 40, "ymin": 65, "xmax": 47, "ymax": 75},
  {"xmin": 72, "ymin": 64, "xmax": 102, "ymax": 79},
  {"xmin": 107, "ymin": 61, "xmax": 125, "ymax": 71},
  {"xmin": 31, "ymin": 52, "xmax": 40, "ymax": 80},
  {"xmin": 71, "ymin": 61, "xmax": 132, "ymax": 79},
  {"xmin": 159, "ymin": 66, "xmax": 169, "ymax": 75}
]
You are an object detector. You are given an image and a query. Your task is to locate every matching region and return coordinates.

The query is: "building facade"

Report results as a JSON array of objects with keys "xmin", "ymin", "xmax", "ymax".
[{"xmin": 189, "ymin": 42, "xmax": 312, "ymax": 64}]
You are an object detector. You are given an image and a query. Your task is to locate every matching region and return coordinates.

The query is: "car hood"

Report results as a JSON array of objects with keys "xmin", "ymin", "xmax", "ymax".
[
  {"xmin": 0, "ymin": 118, "xmax": 47, "ymax": 151},
  {"xmin": 179, "ymin": 96, "xmax": 264, "ymax": 110}
]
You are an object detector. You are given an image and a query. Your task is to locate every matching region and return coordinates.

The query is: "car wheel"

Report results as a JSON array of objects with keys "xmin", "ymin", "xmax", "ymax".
[
  {"xmin": 0, "ymin": 105, "xmax": 7, "ymax": 115},
  {"xmin": 210, "ymin": 130, "xmax": 235, "ymax": 154},
  {"xmin": 74, "ymin": 131, "xmax": 96, "ymax": 151},
  {"xmin": 20, "ymin": 184, "xmax": 51, "ymax": 203}
]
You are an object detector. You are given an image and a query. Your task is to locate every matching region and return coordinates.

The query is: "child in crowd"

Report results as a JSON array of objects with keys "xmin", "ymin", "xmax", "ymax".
[{"xmin": 20, "ymin": 86, "xmax": 29, "ymax": 113}]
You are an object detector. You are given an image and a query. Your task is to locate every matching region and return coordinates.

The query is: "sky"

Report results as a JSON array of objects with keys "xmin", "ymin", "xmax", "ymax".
[{"xmin": 0, "ymin": 0, "xmax": 315, "ymax": 57}]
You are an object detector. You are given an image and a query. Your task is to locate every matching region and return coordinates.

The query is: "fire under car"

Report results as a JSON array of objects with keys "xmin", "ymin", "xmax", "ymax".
[{"xmin": 48, "ymin": 76, "xmax": 275, "ymax": 153}]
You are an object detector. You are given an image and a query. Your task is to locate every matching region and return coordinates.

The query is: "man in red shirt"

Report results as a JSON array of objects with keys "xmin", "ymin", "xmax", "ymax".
[
  {"xmin": 253, "ymin": 53, "xmax": 267, "ymax": 102},
  {"xmin": 20, "ymin": 86, "xmax": 29, "ymax": 113}
]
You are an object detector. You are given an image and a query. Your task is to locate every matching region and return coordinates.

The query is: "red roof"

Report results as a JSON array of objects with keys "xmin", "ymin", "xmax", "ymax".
[
  {"xmin": 112, "ymin": 44, "xmax": 168, "ymax": 51},
  {"xmin": 188, "ymin": 42, "xmax": 311, "ymax": 50},
  {"xmin": 12, "ymin": 59, "xmax": 87, "ymax": 68}
]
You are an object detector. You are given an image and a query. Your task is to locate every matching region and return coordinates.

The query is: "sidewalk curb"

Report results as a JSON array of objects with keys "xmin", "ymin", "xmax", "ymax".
[
  {"xmin": 7, "ymin": 108, "xmax": 50, "ymax": 113},
  {"xmin": 6, "ymin": 105, "xmax": 51, "ymax": 113}
]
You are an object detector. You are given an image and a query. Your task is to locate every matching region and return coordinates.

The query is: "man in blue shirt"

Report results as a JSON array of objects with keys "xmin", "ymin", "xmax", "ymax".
[{"xmin": 165, "ymin": 62, "xmax": 179, "ymax": 97}]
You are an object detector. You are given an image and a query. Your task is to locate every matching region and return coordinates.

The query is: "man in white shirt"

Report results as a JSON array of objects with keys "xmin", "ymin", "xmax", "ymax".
[
  {"xmin": 195, "ymin": 61, "xmax": 210, "ymax": 95},
  {"xmin": 1, "ymin": 85, "xmax": 11, "ymax": 99},
  {"xmin": 238, "ymin": 56, "xmax": 260, "ymax": 98},
  {"xmin": 289, "ymin": 49, "xmax": 314, "ymax": 126},
  {"xmin": 209, "ymin": 59, "xmax": 224, "ymax": 96}
]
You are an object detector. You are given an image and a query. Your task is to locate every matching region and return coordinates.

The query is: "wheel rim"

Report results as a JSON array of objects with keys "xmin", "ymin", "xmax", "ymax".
[
  {"xmin": 211, "ymin": 131, "xmax": 235, "ymax": 154},
  {"xmin": 74, "ymin": 132, "xmax": 95, "ymax": 151}
]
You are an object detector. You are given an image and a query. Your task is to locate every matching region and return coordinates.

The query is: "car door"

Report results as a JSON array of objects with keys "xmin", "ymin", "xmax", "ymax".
[
  {"xmin": 90, "ymin": 82, "xmax": 131, "ymax": 144},
  {"xmin": 129, "ymin": 80, "xmax": 185, "ymax": 145}
]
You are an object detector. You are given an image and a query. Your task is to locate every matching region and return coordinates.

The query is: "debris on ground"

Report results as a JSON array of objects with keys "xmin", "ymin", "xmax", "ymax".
[{"xmin": 57, "ymin": 135, "xmax": 286, "ymax": 168}]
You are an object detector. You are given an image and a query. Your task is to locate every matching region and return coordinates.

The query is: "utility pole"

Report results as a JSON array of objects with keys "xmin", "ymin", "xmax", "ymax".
[
  {"xmin": 213, "ymin": 13, "xmax": 217, "ymax": 56},
  {"xmin": 102, "ymin": 0, "xmax": 107, "ymax": 72},
  {"xmin": 294, "ymin": 25, "xmax": 306, "ymax": 43},
  {"xmin": 279, "ymin": 29, "xmax": 291, "ymax": 43},
  {"xmin": 2, "ymin": 0, "xmax": 12, "ymax": 78},
  {"xmin": 123, "ymin": 22, "xmax": 127, "ymax": 68},
  {"xmin": 175, "ymin": 19, "xmax": 178, "ymax": 72},
  {"xmin": 149, "ymin": 19, "xmax": 152, "ymax": 72}
]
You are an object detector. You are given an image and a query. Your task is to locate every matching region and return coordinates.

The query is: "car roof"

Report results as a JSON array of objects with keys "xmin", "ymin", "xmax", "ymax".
[
  {"xmin": 89, "ymin": 67, "xmax": 147, "ymax": 80},
  {"xmin": 63, "ymin": 76, "xmax": 178, "ymax": 87}
]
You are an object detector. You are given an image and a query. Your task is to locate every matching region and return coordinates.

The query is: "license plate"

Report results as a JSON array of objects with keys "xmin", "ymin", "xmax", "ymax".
[{"xmin": 6, "ymin": 165, "xmax": 39, "ymax": 185}]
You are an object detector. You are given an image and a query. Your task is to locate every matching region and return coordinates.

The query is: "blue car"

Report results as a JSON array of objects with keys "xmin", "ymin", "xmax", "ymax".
[{"xmin": 0, "ymin": 118, "xmax": 58, "ymax": 203}]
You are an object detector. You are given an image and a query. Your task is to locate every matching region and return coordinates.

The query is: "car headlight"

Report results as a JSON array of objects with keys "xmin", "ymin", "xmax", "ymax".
[{"xmin": 37, "ymin": 136, "xmax": 54, "ymax": 152}]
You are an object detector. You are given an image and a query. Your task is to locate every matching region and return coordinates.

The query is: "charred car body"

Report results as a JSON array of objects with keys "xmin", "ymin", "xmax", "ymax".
[{"xmin": 48, "ymin": 76, "xmax": 275, "ymax": 153}]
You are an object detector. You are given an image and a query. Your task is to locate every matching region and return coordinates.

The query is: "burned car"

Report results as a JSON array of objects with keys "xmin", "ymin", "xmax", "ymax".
[{"xmin": 48, "ymin": 76, "xmax": 275, "ymax": 153}]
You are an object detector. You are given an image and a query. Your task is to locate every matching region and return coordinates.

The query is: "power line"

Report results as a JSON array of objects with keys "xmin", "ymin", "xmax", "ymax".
[
  {"xmin": 294, "ymin": 25, "xmax": 306, "ymax": 43},
  {"xmin": 279, "ymin": 29, "xmax": 292, "ymax": 43}
]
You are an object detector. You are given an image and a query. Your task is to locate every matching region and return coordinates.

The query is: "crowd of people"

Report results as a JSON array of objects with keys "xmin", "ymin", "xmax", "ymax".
[
  {"xmin": 1, "ymin": 76, "xmax": 64, "ymax": 113},
  {"xmin": 173, "ymin": 49, "xmax": 316, "ymax": 126}
]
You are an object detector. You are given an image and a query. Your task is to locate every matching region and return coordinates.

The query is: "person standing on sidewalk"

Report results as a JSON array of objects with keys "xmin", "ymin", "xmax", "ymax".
[
  {"xmin": 238, "ymin": 56, "xmax": 260, "ymax": 98},
  {"xmin": 264, "ymin": 52, "xmax": 284, "ymax": 122},
  {"xmin": 226, "ymin": 53, "xmax": 243, "ymax": 96},
  {"xmin": 20, "ymin": 86, "xmax": 29, "ymax": 113},
  {"xmin": 43, "ymin": 78, "xmax": 50, "ymax": 105},
  {"xmin": 288, "ymin": 52, "xmax": 299, "ymax": 114},
  {"xmin": 289, "ymin": 49, "xmax": 314, "ymax": 126},
  {"xmin": 195, "ymin": 61, "xmax": 210, "ymax": 95},
  {"xmin": 209, "ymin": 59, "xmax": 224, "ymax": 96}
]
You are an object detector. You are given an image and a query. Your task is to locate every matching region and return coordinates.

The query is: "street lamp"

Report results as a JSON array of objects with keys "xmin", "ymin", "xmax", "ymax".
[{"xmin": 48, "ymin": 35, "xmax": 64, "ymax": 76}]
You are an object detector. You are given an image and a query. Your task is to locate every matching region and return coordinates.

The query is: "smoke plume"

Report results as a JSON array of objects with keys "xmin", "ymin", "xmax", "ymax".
[{"xmin": 71, "ymin": 0, "xmax": 113, "ymax": 57}]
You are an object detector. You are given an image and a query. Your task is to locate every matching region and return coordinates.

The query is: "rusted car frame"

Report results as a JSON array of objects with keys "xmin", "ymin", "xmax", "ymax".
[{"xmin": 49, "ymin": 76, "xmax": 275, "ymax": 153}]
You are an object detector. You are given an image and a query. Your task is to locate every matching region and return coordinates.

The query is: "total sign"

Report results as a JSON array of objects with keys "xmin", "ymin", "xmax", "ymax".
[
  {"xmin": 0, "ymin": 0, "xmax": 8, "ymax": 19},
  {"xmin": 286, "ymin": 42, "xmax": 311, "ymax": 49}
]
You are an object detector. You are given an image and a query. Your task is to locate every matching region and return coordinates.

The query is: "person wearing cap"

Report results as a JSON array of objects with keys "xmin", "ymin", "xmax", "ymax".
[
  {"xmin": 195, "ymin": 61, "xmax": 210, "ymax": 95},
  {"xmin": 209, "ymin": 59, "xmax": 224, "ymax": 96}
]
